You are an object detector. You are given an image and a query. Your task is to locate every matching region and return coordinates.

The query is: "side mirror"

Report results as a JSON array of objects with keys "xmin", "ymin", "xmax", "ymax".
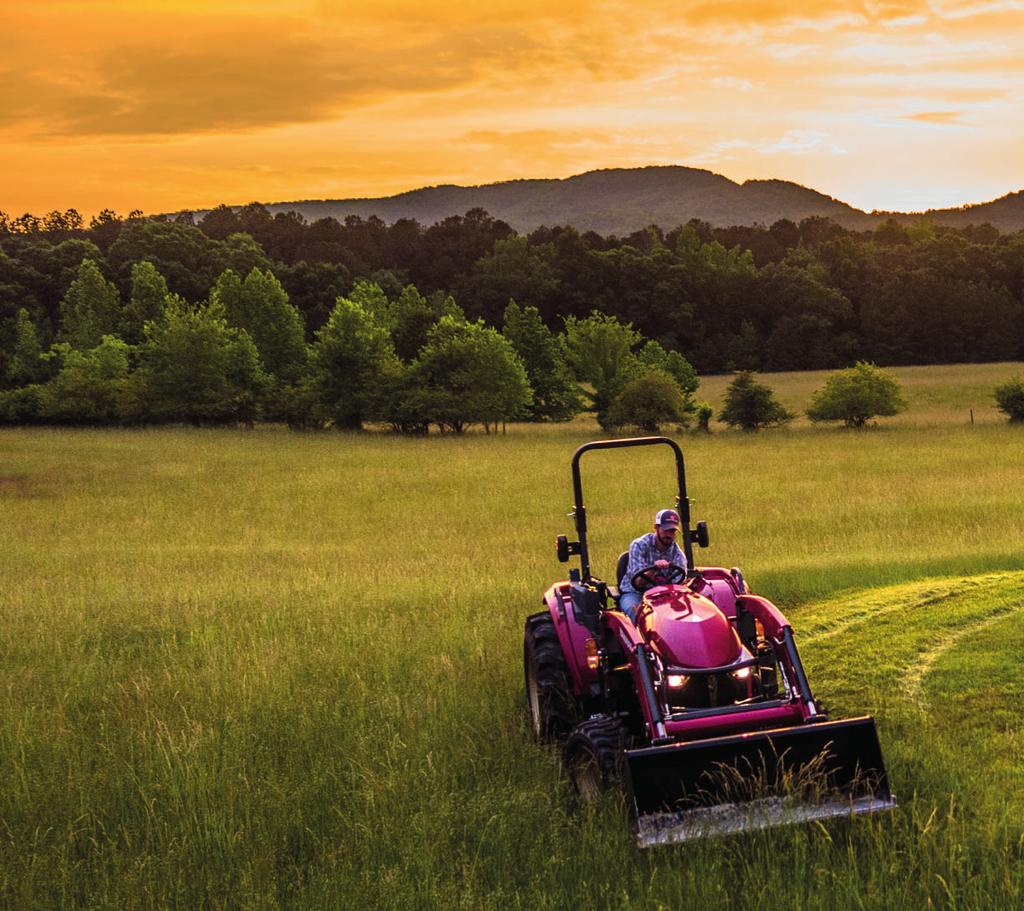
[
  {"xmin": 693, "ymin": 521, "xmax": 710, "ymax": 548},
  {"xmin": 556, "ymin": 535, "xmax": 570, "ymax": 562}
]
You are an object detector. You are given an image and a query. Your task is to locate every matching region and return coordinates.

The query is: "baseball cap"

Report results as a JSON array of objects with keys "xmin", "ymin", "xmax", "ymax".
[{"xmin": 655, "ymin": 508, "xmax": 680, "ymax": 528}]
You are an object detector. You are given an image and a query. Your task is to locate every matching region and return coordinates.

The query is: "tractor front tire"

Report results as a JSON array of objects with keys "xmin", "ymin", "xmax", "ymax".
[
  {"xmin": 524, "ymin": 612, "xmax": 578, "ymax": 743},
  {"xmin": 563, "ymin": 715, "xmax": 628, "ymax": 805}
]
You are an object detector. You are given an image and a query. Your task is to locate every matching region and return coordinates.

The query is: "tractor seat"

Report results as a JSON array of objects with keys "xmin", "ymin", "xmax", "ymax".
[{"xmin": 608, "ymin": 550, "xmax": 629, "ymax": 604}]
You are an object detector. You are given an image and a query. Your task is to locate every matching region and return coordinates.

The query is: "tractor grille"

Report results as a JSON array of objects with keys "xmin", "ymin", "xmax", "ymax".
[{"xmin": 666, "ymin": 672, "xmax": 740, "ymax": 709}]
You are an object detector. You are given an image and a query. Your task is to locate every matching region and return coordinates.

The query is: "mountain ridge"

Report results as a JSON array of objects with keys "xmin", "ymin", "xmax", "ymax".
[{"xmin": 212, "ymin": 166, "xmax": 1024, "ymax": 234}]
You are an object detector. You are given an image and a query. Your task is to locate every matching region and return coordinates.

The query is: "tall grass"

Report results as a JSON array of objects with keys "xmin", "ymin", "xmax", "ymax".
[{"xmin": 2, "ymin": 363, "xmax": 1024, "ymax": 909}]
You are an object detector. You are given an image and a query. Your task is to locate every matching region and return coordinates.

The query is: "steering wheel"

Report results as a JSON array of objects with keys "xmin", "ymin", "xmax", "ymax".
[{"xmin": 631, "ymin": 563, "xmax": 687, "ymax": 593}]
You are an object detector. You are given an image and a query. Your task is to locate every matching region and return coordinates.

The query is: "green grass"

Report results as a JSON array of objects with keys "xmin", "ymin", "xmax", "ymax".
[
  {"xmin": 2, "ymin": 362, "xmax": 1024, "ymax": 909},
  {"xmin": 699, "ymin": 360, "xmax": 1024, "ymax": 428}
]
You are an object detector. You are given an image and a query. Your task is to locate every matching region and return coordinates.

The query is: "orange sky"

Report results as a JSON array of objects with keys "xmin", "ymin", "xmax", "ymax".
[{"xmin": 3, "ymin": 0, "xmax": 1022, "ymax": 218}]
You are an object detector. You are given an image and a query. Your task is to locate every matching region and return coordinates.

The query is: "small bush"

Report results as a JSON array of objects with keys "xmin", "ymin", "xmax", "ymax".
[
  {"xmin": 696, "ymin": 401, "xmax": 713, "ymax": 433},
  {"xmin": 994, "ymin": 376, "xmax": 1024, "ymax": 422},
  {"xmin": 806, "ymin": 361, "xmax": 906, "ymax": 428},
  {"xmin": 603, "ymin": 369, "xmax": 689, "ymax": 433},
  {"xmin": 719, "ymin": 372, "xmax": 793, "ymax": 431}
]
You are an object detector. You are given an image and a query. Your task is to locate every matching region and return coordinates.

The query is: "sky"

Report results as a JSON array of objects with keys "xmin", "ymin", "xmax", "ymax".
[{"xmin": 2, "ymin": 0, "xmax": 1023, "ymax": 219}]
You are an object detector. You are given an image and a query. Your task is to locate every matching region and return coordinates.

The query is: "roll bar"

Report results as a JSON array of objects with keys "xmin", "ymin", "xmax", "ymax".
[{"xmin": 564, "ymin": 436, "xmax": 704, "ymax": 582}]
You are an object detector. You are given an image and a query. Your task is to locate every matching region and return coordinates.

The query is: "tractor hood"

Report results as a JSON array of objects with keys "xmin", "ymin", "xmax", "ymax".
[{"xmin": 637, "ymin": 587, "xmax": 741, "ymax": 669}]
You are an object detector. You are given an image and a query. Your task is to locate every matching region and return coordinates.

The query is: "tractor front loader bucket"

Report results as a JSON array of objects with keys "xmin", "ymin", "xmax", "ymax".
[{"xmin": 626, "ymin": 716, "xmax": 896, "ymax": 847}]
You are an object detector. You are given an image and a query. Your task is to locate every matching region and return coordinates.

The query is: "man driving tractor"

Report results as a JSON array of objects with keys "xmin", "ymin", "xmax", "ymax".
[{"xmin": 618, "ymin": 507, "xmax": 688, "ymax": 622}]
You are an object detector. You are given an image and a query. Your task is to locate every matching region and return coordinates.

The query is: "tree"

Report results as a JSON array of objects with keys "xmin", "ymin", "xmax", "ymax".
[
  {"xmin": 136, "ymin": 296, "xmax": 269, "ymax": 425},
  {"xmin": 719, "ymin": 372, "xmax": 793, "ymax": 431},
  {"xmin": 106, "ymin": 220, "xmax": 247, "ymax": 303},
  {"xmin": 502, "ymin": 300, "xmax": 581, "ymax": 421},
  {"xmin": 211, "ymin": 268, "xmax": 307, "ymax": 382},
  {"xmin": 370, "ymin": 358, "xmax": 431, "ymax": 435},
  {"xmin": 635, "ymin": 340, "xmax": 699, "ymax": 402},
  {"xmin": 390, "ymin": 284, "xmax": 464, "ymax": 362},
  {"xmin": 994, "ymin": 376, "xmax": 1024, "ymax": 422},
  {"xmin": 564, "ymin": 311, "xmax": 642, "ymax": 421},
  {"xmin": 346, "ymin": 280, "xmax": 395, "ymax": 330},
  {"xmin": 123, "ymin": 260, "xmax": 170, "ymax": 343},
  {"xmin": 198, "ymin": 204, "xmax": 242, "ymax": 240},
  {"xmin": 221, "ymin": 232, "xmax": 274, "ymax": 278},
  {"xmin": 604, "ymin": 369, "xmax": 690, "ymax": 433},
  {"xmin": 455, "ymin": 235, "xmax": 559, "ymax": 324},
  {"xmin": 276, "ymin": 260, "xmax": 351, "ymax": 336},
  {"xmin": 407, "ymin": 317, "xmax": 532, "ymax": 433},
  {"xmin": 57, "ymin": 258, "xmax": 121, "ymax": 349},
  {"xmin": 726, "ymin": 320, "xmax": 762, "ymax": 371},
  {"xmin": 5, "ymin": 308, "xmax": 46, "ymax": 387},
  {"xmin": 806, "ymin": 361, "xmax": 907, "ymax": 428},
  {"xmin": 311, "ymin": 296, "xmax": 395, "ymax": 429}
]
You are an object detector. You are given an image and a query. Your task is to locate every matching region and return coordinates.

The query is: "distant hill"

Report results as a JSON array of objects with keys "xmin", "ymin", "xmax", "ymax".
[
  {"xmin": 223, "ymin": 166, "xmax": 1024, "ymax": 234},
  {"xmin": 882, "ymin": 189, "xmax": 1024, "ymax": 233}
]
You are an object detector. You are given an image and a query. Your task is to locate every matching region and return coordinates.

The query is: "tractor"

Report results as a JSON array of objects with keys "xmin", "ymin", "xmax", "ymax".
[{"xmin": 523, "ymin": 436, "xmax": 896, "ymax": 846}]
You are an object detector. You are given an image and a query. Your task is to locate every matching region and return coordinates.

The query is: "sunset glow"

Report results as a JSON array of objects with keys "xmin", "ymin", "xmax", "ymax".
[{"xmin": 3, "ymin": 0, "xmax": 1023, "ymax": 218}]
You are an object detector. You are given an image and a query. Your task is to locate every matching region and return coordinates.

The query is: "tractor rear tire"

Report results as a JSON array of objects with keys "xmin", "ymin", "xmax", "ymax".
[
  {"xmin": 524, "ymin": 612, "xmax": 579, "ymax": 743},
  {"xmin": 563, "ymin": 715, "xmax": 628, "ymax": 805}
]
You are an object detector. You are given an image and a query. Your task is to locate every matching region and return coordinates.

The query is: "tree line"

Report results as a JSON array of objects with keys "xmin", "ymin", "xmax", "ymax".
[
  {"xmin": 0, "ymin": 249, "xmax": 703, "ymax": 430},
  {"xmin": 1, "ymin": 203, "xmax": 1023, "ymax": 428}
]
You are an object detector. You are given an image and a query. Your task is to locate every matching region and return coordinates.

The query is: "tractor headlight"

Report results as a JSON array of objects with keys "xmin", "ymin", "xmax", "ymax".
[
  {"xmin": 667, "ymin": 674, "xmax": 689, "ymax": 688},
  {"xmin": 732, "ymin": 666, "xmax": 752, "ymax": 680}
]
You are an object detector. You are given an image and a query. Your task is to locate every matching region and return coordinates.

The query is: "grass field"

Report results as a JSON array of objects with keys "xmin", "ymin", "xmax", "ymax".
[
  {"xmin": 698, "ymin": 360, "xmax": 1024, "ymax": 428},
  {"xmin": 2, "ymin": 362, "xmax": 1024, "ymax": 909}
]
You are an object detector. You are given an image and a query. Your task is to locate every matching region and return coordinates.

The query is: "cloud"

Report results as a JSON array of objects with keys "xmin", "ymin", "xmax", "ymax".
[
  {"xmin": 3, "ymin": 18, "xmax": 560, "ymax": 138},
  {"xmin": 903, "ymin": 109, "xmax": 964, "ymax": 122},
  {"xmin": 929, "ymin": 0, "xmax": 1024, "ymax": 18},
  {"xmin": 5, "ymin": 0, "xmax": 1024, "ymax": 218},
  {"xmin": 711, "ymin": 76, "xmax": 754, "ymax": 90},
  {"xmin": 688, "ymin": 129, "xmax": 848, "ymax": 164}
]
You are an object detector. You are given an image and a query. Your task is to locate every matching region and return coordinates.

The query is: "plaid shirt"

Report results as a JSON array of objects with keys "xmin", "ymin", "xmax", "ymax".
[{"xmin": 619, "ymin": 532, "xmax": 687, "ymax": 595}]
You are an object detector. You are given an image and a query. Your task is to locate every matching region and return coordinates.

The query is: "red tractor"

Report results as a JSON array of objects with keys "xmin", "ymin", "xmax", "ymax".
[{"xmin": 524, "ymin": 437, "xmax": 895, "ymax": 846}]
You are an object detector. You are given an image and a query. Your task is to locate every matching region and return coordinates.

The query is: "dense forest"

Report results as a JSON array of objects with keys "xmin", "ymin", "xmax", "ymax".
[{"xmin": 1, "ymin": 203, "xmax": 1022, "ymax": 427}]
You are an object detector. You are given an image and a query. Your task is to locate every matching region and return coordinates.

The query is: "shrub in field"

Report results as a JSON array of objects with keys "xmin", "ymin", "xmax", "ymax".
[
  {"xmin": 696, "ymin": 400, "xmax": 713, "ymax": 433},
  {"xmin": 604, "ymin": 368, "xmax": 690, "ymax": 432},
  {"xmin": 994, "ymin": 376, "xmax": 1024, "ymax": 422},
  {"xmin": 719, "ymin": 371, "xmax": 793, "ymax": 431},
  {"xmin": 806, "ymin": 361, "xmax": 907, "ymax": 428}
]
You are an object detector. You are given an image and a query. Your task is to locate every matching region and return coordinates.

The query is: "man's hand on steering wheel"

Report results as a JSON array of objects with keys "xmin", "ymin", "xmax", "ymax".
[{"xmin": 630, "ymin": 562, "xmax": 687, "ymax": 592}]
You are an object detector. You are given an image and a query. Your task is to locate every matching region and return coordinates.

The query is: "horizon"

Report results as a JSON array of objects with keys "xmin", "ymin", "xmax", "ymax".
[
  {"xmin": 222, "ymin": 164, "xmax": 1022, "ymax": 219},
  {"xmin": 4, "ymin": 2, "xmax": 1023, "ymax": 219}
]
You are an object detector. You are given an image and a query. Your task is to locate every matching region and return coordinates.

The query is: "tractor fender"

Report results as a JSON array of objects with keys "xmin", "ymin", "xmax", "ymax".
[
  {"xmin": 735, "ymin": 594, "xmax": 790, "ymax": 640},
  {"xmin": 543, "ymin": 582, "xmax": 599, "ymax": 696}
]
